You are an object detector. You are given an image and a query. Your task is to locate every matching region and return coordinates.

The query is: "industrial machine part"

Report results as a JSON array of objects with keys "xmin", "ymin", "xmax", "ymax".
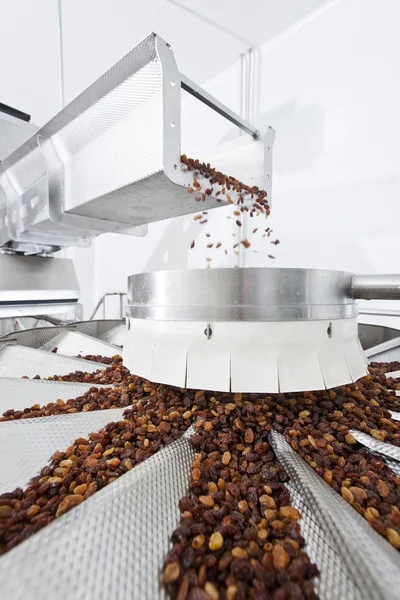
[
  {"xmin": 0, "ymin": 32, "xmax": 273, "ymax": 253},
  {"xmin": 124, "ymin": 268, "xmax": 400, "ymax": 393},
  {"xmin": 0, "ymin": 105, "xmax": 38, "ymax": 250},
  {"xmin": 0, "ymin": 254, "xmax": 80, "ymax": 320},
  {"xmin": 0, "ymin": 103, "xmax": 36, "ymax": 162}
]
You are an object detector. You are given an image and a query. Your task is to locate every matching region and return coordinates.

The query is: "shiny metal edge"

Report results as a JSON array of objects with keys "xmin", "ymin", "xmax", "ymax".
[
  {"xmin": 127, "ymin": 268, "xmax": 357, "ymax": 322},
  {"xmin": 365, "ymin": 336, "xmax": 400, "ymax": 358},
  {"xmin": 127, "ymin": 303, "xmax": 358, "ymax": 321},
  {"xmin": 352, "ymin": 274, "xmax": 400, "ymax": 301},
  {"xmin": 350, "ymin": 430, "xmax": 400, "ymax": 465},
  {"xmin": 128, "ymin": 268, "xmax": 355, "ymax": 306}
]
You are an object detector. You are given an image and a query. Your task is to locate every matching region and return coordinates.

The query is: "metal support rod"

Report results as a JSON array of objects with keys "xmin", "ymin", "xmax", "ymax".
[
  {"xmin": 352, "ymin": 274, "xmax": 400, "ymax": 300},
  {"xmin": 56, "ymin": 0, "xmax": 65, "ymax": 109},
  {"xmin": 90, "ymin": 292, "xmax": 127, "ymax": 320},
  {"xmin": 180, "ymin": 74, "xmax": 259, "ymax": 139},
  {"xmin": 119, "ymin": 293, "xmax": 124, "ymax": 319}
]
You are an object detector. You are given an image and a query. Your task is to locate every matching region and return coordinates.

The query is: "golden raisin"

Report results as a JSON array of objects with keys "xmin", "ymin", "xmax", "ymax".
[
  {"xmin": 209, "ymin": 531, "xmax": 224, "ymax": 551},
  {"xmin": 163, "ymin": 562, "xmax": 180, "ymax": 583}
]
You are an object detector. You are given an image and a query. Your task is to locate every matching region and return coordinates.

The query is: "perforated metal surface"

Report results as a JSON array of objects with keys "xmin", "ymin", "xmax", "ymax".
[
  {"xmin": 350, "ymin": 429, "xmax": 400, "ymax": 474},
  {"xmin": 0, "ymin": 377, "xmax": 109, "ymax": 414},
  {"xmin": 0, "ymin": 327, "xmax": 398, "ymax": 598},
  {"xmin": 0, "ymin": 345, "xmax": 106, "ymax": 378},
  {"xmin": 366, "ymin": 339, "xmax": 400, "ymax": 362},
  {"xmin": 99, "ymin": 322, "xmax": 125, "ymax": 346},
  {"xmin": 0, "ymin": 321, "xmax": 123, "ymax": 347},
  {"xmin": 40, "ymin": 330, "xmax": 119, "ymax": 358},
  {"xmin": 63, "ymin": 42, "xmax": 164, "ymax": 218},
  {"xmin": 270, "ymin": 431, "xmax": 400, "ymax": 600},
  {"xmin": 0, "ymin": 411, "xmax": 398, "ymax": 598},
  {"xmin": 286, "ymin": 483, "xmax": 363, "ymax": 600},
  {"xmin": 74, "ymin": 319, "xmax": 122, "ymax": 338},
  {"xmin": 0, "ymin": 33, "xmax": 272, "ymax": 243},
  {"xmin": 0, "ymin": 434, "xmax": 195, "ymax": 600},
  {"xmin": 0, "ymin": 408, "xmax": 125, "ymax": 494},
  {"xmin": 0, "ymin": 326, "xmax": 65, "ymax": 348}
]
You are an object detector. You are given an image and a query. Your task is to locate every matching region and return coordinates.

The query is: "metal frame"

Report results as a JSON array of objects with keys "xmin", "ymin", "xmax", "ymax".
[{"xmin": 89, "ymin": 292, "xmax": 126, "ymax": 320}]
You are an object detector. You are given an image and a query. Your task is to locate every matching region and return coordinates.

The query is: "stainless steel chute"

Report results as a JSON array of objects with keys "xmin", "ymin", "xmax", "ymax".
[{"xmin": 0, "ymin": 33, "xmax": 274, "ymax": 250}]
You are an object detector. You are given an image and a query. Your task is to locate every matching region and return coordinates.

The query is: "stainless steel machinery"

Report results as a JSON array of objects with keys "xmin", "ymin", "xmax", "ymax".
[
  {"xmin": 0, "ymin": 31, "xmax": 400, "ymax": 600},
  {"xmin": 125, "ymin": 268, "xmax": 400, "ymax": 392}
]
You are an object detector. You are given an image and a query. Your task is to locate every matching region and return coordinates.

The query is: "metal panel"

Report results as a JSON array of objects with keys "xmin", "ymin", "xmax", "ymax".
[
  {"xmin": 0, "ymin": 110, "xmax": 37, "ymax": 163},
  {"xmin": 40, "ymin": 330, "xmax": 119, "ymax": 358},
  {"xmin": 0, "ymin": 302, "xmax": 82, "ymax": 320},
  {"xmin": 286, "ymin": 483, "xmax": 363, "ymax": 600},
  {"xmin": 0, "ymin": 345, "xmax": 106, "ymax": 378},
  {"xmin": 366, "ymin": 337, "xmax": 400, "ymax": 362},
  {"xmin": 0, "ymin": 425, "xmax": 395, "ymax": 599},
  {"xmin": 0, "ymin": 434, "xmax": 194, "ymax": 600},
  {"xmin": 0, "ymin": 321, "xmax": 122, "ymax": 347},
  {"xmin": 0, "ymin": 409, "xmax": 125, "ymax": 493},
  {"xmin": 350, "ymin": 430, "xmax": 400, "ymax": 474},
  {"xmin": 74, "ymin": 319, "xmax": 122, "ymax": 338},
  {"xmin": 0, "ymin": 326, "xmax": 68, "ymax": 348},
  {"xmin": 358, "ymin": 322, "xmax": 400, "ymax": 351},
  {"xmin": 99, "ymin": 322, "xmax": 126, "ymax": 346},
  {"xmin": 270, "ymin": 431, "xmax": 400, "ymax": 600},
  {"xmin": 0, "ymin": 254, "xmax": 79, "ymax": 303},
  {"xmin": 0, "ymin": 377, "xmax": 109, "ymax": 414}
]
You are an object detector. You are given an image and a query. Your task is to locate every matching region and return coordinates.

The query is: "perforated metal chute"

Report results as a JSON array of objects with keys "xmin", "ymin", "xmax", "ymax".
[
  {"xmin": 0, "ymin": 33, "xmax": 273, "ymax": 250},
  {"xmin": 39, "ymin": 330, "xmax": 120, "ymax": 358},
  {"xmin": 0, "ymin": 345, "xmax": 107, "ymax": 378}
]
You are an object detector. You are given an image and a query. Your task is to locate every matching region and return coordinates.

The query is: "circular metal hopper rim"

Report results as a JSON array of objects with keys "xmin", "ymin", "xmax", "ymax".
[{"xmin": 127, "ymin": 267, "xmax": 358, "ymax": 322}]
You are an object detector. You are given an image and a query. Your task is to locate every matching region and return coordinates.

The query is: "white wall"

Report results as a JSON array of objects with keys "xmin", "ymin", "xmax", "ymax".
[
  {"xmin": 248, "ymin": 0, "xmax": 400, "ymax": 272},
  {"xmin": 247, "ymin": 0, "xmax": 400, "ymax": 318},
  {"xmin": 0, "ymin": 0, "xmax": 60, "ymax": 123}
]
